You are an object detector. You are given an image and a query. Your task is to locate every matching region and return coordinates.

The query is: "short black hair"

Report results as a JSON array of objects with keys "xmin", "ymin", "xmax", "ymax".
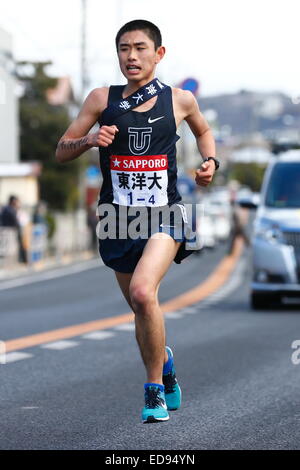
[
  {"xmin": 115, "ymin": 19, "xmax": 162, "ymax": 51},
  {"xmin": 9, "ymin": 195, "xmax": 18, "ymax": 204}
]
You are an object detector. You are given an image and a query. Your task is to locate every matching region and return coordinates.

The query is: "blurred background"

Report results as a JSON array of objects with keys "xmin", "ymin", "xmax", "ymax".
[{"xmin": 0, "ymin": 0, "xmax": 299, "ymax": 274}]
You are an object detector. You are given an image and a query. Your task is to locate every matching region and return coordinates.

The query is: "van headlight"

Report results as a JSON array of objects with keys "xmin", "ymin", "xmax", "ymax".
[{"xmin": 254, "ymin": 219, "xmax": 284, "ymax": 244}]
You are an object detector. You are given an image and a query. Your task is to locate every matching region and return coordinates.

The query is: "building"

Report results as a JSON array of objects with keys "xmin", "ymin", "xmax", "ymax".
[
  {"xmin": 0, "ymin": 26, "xmax": 19, "ymax": 164},
  {"xmin": 0, "ymin": 161, "xmax": 42, "ymax": 206},
  {"xmin": 46, "ymin": 75, "xmax": 78, "ymax": 119},
  {"xmin": 0, "ymin": 27, "xmax": 42, "ymax": 208}
]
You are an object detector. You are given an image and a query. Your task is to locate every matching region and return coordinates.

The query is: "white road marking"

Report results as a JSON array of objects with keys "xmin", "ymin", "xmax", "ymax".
[
  {"xmin": 113, "ymin": 323, "xmax": 135, "ymax": 331},
  {"xmin": 2, "ymin": 352, "xmax": 33, "ymax": 363},
  {"xmin": 82, "ymin": 331, "xmax": 116, "ymax": 340},
  {"xmin": 0, "ymin": 340, "xmax": 6, "ymax": 364},
  {"xmin": 41, "ymin": 340, "xmax": 79, "ymax": 350},
  {"xmin": 198, "ymin": 299, "xmax": 219, "ymax": 306},
  {"xmin": 21, "ymin": 406, "xmax": 39, "ymax": 410},
  {"xmin": 165, "ymin": 258, "xmax": 248, "ymax": 317},
  {"xmin": 1, "ymin": 257, "xmax": 248, "ymax": 364},
  {"xmin": 178, "ymin": 307, "xmax": 198, "ymax": 315},
  {"xmin": 192, "ymin": 257, "xmax": 248, "ymax": 308},
  {"xmin": 0, "ymin": 258, "xmax": 102, "ymax": 291},
  {"xmin": 208, "ymin": 258, "xmax": 247, "ymax": 301},
  {"xmin": 165, "ymin": 312, "xmax": 184, "ymax": 319}
]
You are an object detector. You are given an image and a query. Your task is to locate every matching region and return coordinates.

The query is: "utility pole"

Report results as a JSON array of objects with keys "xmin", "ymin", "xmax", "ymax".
[
  {"xmin": 78, "ymin": 0, "xmax": 88, "ymax": 212},
  {"xmin": 115, "ymin": 0, "xmax": 123, "ymax": 83},
  {"xmin": 81, "ymin": 0, "xmax": 88, "ymax": 102}
]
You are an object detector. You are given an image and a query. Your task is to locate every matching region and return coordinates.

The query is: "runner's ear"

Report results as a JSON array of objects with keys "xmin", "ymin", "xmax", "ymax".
[{"xmin": 155, "ymin": 46, "xmax": 165, "ymax": 64}]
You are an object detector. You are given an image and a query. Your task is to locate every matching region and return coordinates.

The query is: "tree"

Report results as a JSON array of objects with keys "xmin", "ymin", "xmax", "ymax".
[
  {"xmin": 229, "ymin": 162, "xmax": 266, "ymax": 192},
  {"xmin": 16, "ymin": 61, "xmax": 81, "ymax": 210}
]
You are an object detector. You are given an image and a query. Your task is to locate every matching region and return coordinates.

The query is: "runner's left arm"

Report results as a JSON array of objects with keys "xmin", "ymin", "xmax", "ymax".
[{"xmin": 181, "ymin": 91, "xmax": 216, "ymax": 186}]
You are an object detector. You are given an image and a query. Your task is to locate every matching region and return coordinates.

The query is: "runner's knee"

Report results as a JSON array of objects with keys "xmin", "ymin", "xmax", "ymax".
[{"xmin": 129, "ymin": 282, "xmax": 157, "ymax": 313}]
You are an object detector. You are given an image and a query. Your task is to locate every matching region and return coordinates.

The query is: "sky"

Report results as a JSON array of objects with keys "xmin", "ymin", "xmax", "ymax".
[{"xmin": 0, "ymin": 0, "xmax": 299, "ymax": 101}]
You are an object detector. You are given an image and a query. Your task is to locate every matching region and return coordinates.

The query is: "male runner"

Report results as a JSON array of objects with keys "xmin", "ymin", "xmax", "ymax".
[{"xmin": 56, "ymin": 19, "xmax": 218, "ymax": 423}]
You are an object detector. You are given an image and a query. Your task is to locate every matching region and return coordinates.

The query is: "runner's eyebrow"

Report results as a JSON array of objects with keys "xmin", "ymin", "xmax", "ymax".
[{"xmin": 119, "ymin": 41, "xmax": 148, "ymax": 47}]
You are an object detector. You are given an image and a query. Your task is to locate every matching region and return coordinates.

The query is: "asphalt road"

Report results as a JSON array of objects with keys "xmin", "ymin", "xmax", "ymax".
[{"xmin": 1, "ymin": 241, "xmax": 300, "ymax": 450}]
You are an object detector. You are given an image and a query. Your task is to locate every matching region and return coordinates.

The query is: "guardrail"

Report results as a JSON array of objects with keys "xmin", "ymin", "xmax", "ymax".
[
  {"xmin": 0, "ymin": 219, "xmax": 93, "ymax": 269},
  {"xmin": 0, "ymin": 228, "xmax": 19, "ymax": 267}
]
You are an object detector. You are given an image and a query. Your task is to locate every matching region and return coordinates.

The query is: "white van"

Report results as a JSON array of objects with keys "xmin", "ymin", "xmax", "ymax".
[{"xmin": 240, "ymin": 150, "xmax": 300, "ymax": 309}]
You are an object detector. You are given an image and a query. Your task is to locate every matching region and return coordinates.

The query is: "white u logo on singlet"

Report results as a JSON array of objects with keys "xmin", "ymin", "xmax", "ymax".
[{"xmin": 128, "ymin": 127, "xmax": 152, "ymax": 155}]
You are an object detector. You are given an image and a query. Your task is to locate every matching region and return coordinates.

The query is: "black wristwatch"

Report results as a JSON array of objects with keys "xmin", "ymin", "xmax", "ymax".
[{"xmin": 202, "ymin": 157, "xmax": 220, "ymax": 171}]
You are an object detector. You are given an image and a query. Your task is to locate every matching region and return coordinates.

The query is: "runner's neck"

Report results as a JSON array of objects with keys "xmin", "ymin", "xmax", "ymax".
[{"xmin": 123, "ymin": 75, "xmax": 156, "ymax": 97}]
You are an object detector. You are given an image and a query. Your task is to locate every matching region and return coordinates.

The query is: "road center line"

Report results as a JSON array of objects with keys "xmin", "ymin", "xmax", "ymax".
[{"xmin": 3, "ymin": 237, "xmax": 244, "ymax": 353}]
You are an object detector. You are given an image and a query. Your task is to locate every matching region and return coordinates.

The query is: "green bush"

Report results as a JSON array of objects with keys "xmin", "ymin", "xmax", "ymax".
[
  {"xmin": 45, "ymin": 211, "xmax": 56, "ymax": 239},
  {"xmin": 229, "ymin": 162, "xmax": 267, "ymax": 192}
]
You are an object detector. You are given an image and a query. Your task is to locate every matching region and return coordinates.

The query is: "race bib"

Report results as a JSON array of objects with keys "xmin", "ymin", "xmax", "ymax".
[{"xmin": 110, "ymin": 154, "xmax": 169, "ymax": 207}]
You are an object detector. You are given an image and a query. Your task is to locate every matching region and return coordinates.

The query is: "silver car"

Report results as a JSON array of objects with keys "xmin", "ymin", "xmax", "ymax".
[{"xmin": 240, "ymin": 150, "xmax": 300, "ymax": 309}]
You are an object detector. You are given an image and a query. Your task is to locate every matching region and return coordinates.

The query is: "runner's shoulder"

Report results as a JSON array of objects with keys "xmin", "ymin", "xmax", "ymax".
[
  {"xmin": 171, "ymin": 87, "xmax": 197, "ymax": 111},
  {"xmin": 84, "ymin": 87, "xmax": 110, "ymax": 114}
]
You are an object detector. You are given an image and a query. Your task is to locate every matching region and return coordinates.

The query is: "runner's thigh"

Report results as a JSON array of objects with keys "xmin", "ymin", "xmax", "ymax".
[{"xmin": 131, "ymin": 233, "xmax": 181, "ymax": 289}]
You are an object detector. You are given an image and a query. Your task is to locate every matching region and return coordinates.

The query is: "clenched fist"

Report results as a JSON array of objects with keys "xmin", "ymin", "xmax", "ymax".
[
  {"xmin": 195, "ymin": 159, "xmax": 215, "ymax": 187},
  {"xmin": 89, "ymin": 125, "xmax": 119, "ymax": 148}
]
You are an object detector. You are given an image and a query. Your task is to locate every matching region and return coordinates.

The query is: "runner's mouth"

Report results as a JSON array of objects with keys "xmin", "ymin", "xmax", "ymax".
[{"xmin": 126, "ymin": 65, "xmax": 141, "ymax": 71}]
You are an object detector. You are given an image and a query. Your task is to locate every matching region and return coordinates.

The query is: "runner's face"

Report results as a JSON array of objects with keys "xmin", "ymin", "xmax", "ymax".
[{"xmin": 117, "ymin": 30, "xmax": 164, "ymax": 82}]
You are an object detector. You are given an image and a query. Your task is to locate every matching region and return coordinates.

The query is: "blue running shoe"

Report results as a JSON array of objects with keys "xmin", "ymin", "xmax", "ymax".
[
  {"xmin": 163, "ymin": 346, "xmax": 182, "ymax": 411},
  {"xmin": 142, "ymin": 383, "xmax": 169, "ymax": 423}
]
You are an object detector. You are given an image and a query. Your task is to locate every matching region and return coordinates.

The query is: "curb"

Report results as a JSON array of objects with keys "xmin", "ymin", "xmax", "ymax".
[{"xmin": 0, "ymin": 250, "xmax": 97, "ymax": 282}]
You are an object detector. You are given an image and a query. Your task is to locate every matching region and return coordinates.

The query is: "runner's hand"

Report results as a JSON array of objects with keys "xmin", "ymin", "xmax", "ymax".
[
  {"xmin": 88, "ymin": 125, "xmax": 119, "ymax": 147},
  {"xmin": 195, "ymin": 160, "xmax": 215, "ymax": 186}
]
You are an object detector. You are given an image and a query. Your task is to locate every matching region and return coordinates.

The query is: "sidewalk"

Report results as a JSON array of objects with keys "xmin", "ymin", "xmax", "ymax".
[{"xmin": 0, "ymin": 250, "xmax": 98, "ymax": 282}]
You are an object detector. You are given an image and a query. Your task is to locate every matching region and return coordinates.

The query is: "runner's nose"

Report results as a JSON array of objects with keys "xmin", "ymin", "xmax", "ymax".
[{"xmin": 128, "ymin": 50, "xmax": 138, "ymax": 61}]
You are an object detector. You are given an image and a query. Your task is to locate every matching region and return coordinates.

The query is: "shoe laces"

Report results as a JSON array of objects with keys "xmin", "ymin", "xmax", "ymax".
[
  {"xmin": 163, "ymin": 371, "xmax": 177, "ymax": 394},
  {"xmin": 145, "ymin": 387, "xmax": 165, "ymax": 409}
]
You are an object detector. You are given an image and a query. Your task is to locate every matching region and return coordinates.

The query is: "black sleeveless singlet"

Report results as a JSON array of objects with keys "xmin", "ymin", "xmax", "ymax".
[
  {"xmin": 97, "ymin": 84, "xmax": 181, "ymax": 208},
  {"xmin": 96, "ymin": 83, "xmax": 196, "ymax": 272}
]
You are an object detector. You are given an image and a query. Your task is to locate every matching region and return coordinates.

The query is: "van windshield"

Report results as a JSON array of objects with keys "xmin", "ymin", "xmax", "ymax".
[{"xmin": 265, "ymin": 162, "xmax": 300, "ymax": 208}]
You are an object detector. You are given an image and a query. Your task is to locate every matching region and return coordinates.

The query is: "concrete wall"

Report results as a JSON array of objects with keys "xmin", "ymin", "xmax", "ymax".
[{"xmin": 0, "ymin": 27, "xmax": 19, "ymax": 164}]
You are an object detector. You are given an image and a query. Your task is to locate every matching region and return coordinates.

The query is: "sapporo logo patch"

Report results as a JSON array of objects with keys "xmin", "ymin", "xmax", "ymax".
[{"xmin": 110, "ymin": 154, "xmax": 169, "ymax": 207}]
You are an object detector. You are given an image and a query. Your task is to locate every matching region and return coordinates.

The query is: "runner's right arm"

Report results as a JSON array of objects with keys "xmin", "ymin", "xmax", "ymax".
[{"xmin": 55, "ymin": 87, "xmax": 118, "ymax": 163}]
